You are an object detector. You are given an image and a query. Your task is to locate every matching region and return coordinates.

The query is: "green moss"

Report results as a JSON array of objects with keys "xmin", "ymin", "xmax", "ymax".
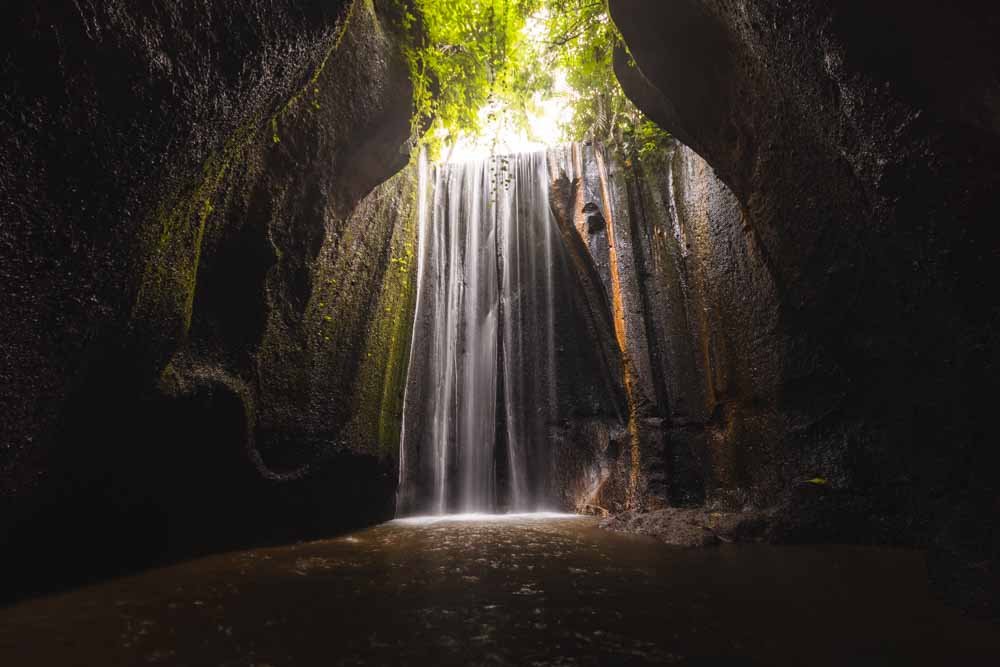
[
  {"xmin": 375, "ymin": 240, "xmax": 418, "ymax": 454},
  {"xmin": 130, "ymin": 152, "xmax": 231, "ymax": 349},
  {"xmin": 131, "ymin": 0, "xmax": 362, "ymax": 350},
  {"xmin": 373, "ymin": 176, "xmax": 420, "ymax": 456},
  {"xmin": 270, "ymin": 0, "xmax": 359, "ymax": 145},
  {"xmin": 325, "ymin": 163, "xmax": 420, "ymax": 459}
]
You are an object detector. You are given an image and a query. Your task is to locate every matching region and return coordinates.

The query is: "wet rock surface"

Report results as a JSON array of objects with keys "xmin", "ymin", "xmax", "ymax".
[
  {"xmin": 0, "ymin": 515, "xmax": 996, "ymax": 666},
  {"xmin": 601, "ymin": 508, "xmax": 771, "ymax": 547},
  {"xmin": 543, "ymin": 141, "xmax": 782, "ymax": 516},
  {"xmin": 1, "ymin": 0, "xmax": 418, "ymax": 601},
  {"xmin": 610, "ymin": 0, "xmax": 1000, "ymax": 613}
]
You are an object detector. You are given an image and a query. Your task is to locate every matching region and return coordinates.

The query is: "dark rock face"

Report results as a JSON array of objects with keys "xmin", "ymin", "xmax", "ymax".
[
  {"xmin": 601, "ymin": 507, "xmax": 771, "ymax": 547},
  {"xmin": 610, "ymin": 0, "xmax": 999, "ymax": 613},
  {"xmin": 622, "ymin": 144, "xmax": 783, "ymax": 511},
  {"xmin": 548, "ymin": 142, "xmax": 780, "ymax": 516},
  {"xmin": 0, "ymin": 0, "xmax": 417, "ymax": 600},
  {"xmin": 545, "ymin": 147, "xmax": 633, "ymax": 513}
]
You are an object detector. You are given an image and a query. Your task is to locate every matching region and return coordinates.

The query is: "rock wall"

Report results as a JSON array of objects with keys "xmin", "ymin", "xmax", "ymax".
[
  {"xmin": 620, "ymin": 143, "xmax": 784, "ymax": 512},
  {"xmin": 610, "ymin": 0, "xmax": 999, "ymax": 613},
  {"xmin": 548, "ymin": 142, "xmax": 782, "ymax": 516},
  {"xmin": 0, "ymin": 0, "xmax": 419, "ymax": 600}
]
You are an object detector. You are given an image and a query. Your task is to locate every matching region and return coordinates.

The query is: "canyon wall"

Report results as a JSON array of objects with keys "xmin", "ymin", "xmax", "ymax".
[
  {"xmin": 0, "ymin": 0, "xmax": 418, "ymax": 600},
  {"xmin": 1, "ymin": 0, "xmax": 995, "ymax": 617},
  {"xmin": 548, "ymin": 142, "xmax": 783, "ymax": 517},
  {"xmin": 610, "ymin": 0, "xmax": 999, "ymax": 613}
]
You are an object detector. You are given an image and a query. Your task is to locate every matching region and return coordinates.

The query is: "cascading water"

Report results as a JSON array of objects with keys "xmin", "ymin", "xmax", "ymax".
[
  {"xmin": 398, "ymin": 150, "xmax": 560, "ymax": 515},
  {"xmin": 498, "ymin": 152, "xmax": 559, "ymax": 511}
]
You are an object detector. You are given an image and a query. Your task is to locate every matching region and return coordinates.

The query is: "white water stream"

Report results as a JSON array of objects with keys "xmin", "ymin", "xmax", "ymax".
[{"xmin": 399, "ymin": 151, "xmax": 559, "ymax": 514}]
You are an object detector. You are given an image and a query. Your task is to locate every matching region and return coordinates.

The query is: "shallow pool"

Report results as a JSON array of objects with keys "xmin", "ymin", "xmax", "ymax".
[{"xmin": 1, "ymin": 514, "xmax": 996, "ymax": 665}]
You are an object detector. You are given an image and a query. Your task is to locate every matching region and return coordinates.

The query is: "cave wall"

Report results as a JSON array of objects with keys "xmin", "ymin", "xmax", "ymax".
[
  {"xmin": 548, "ymin": 142, "xmax": 782, "ymax": 516},
  {"xmin": 609, "ymin": 0, "xmax": 999, "ymax": 612},
  {"xmin": 0, "ymin": 0, "xmax": 419, "ymax": 600},
  {"xmin": 619, "ymin": 143, "xmax": 785, "ymax": 511}
]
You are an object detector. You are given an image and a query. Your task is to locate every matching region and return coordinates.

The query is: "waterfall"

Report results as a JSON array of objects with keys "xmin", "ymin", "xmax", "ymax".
[
  {"xmin": 398, "ymin": 150, "xmax": 559, "ymax": 515},
  {"xmin": 497, "ymin": 152, "xmax": 559, "ymax": 511}
]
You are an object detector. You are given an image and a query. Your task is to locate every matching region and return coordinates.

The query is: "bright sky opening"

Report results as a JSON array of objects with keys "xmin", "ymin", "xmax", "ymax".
[{"xmin": 443, "ymin": 11, "xmax": 575, "ymax": 162}]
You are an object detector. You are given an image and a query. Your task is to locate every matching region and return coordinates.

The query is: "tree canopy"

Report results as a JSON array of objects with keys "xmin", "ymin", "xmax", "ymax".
[{"xmin": 398, "ymin": 0, "xmax": 669, "ymax": 161}]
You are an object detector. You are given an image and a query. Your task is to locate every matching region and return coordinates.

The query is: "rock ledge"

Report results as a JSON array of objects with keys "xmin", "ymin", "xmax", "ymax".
[{"xmin": 600, "ymin": 508, "xmax": 773, "ymax": 547}]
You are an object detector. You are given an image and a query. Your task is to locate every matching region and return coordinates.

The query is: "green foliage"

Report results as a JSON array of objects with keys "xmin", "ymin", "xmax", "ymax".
[
  {"xmin": 399, "ymin": 0, "xmax": 670, "ymax": 160},
  {"xmin": 400, "ymin": 0, "xmax": 546, "ymax": 158},
  {"xmin": 621, "ymin": 116, "xmax": 672, "ymax": 165},
  {"xmin": 541, "ymin": 0, "xmax": 623, "ymax": 142},
  {"xmin": 537, "ymin": 0, "xmax": 670, "ymax": 160}
]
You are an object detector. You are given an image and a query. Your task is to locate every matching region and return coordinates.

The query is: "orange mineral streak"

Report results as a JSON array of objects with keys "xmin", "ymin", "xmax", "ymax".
[{"xmin": 593, "ymin": 148, "xmax": 643, "ymax": 511}]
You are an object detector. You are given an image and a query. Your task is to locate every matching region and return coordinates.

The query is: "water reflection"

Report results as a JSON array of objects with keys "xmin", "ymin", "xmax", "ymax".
[{"xmin": 0, "ymin": 516, "xmax": 996, "ymax": 665}]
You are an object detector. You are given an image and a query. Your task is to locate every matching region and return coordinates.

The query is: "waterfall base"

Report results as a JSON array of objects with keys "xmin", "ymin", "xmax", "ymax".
[
  {"xmin": 391, "ymin": 511, "xmax": 577, "ymax": 526},
  {"xmin": 2, "ymin": 519, "xmax": 997, "ymax": 665}
]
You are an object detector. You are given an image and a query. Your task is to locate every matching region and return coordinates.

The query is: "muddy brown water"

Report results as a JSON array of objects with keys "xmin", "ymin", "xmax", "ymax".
[{"xmin": 1, "ymin": 514, "xmax": 996, "ymax": 665}]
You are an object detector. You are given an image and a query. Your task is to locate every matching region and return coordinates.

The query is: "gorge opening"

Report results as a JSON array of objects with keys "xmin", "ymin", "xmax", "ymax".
[{"xmin": 2, "ymin": 0, "xmax": 998, "ymax": 663}]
